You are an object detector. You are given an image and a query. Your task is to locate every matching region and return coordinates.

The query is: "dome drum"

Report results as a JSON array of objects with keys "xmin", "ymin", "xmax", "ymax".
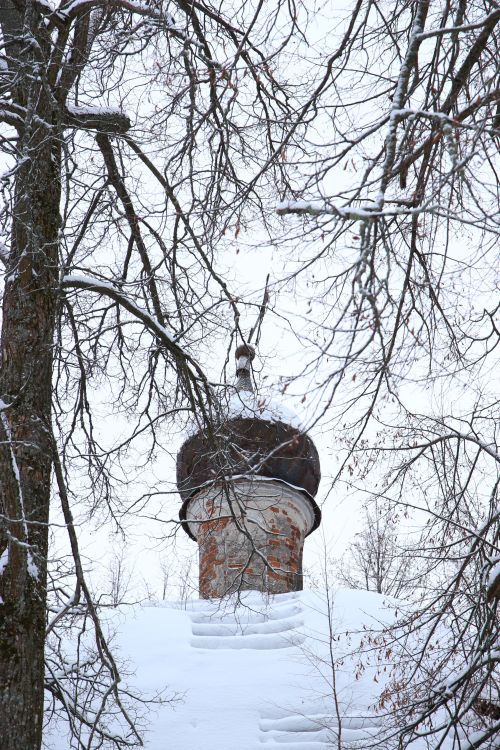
[{"xmin": 184, "ymin": 477, "xmax": 315, "ymax": 597}]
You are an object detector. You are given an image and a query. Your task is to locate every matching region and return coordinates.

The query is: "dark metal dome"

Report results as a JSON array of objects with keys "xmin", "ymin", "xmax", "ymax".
[{"xmin": 177, "ymin": 414, "xmax": 321, "ymax": 540}]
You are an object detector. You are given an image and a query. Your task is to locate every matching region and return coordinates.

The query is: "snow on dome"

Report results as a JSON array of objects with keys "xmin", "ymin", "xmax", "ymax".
[
  {"xmin": 181, "ymin": 387, "xmax": 306, "ymax": 442},
  {"xmin": 182, "ymin": 341, "xmax": 306, "ymax": 440},
  {"xmin": 226, "ymin": 388, "xmax": 305, "ymax": 432}
]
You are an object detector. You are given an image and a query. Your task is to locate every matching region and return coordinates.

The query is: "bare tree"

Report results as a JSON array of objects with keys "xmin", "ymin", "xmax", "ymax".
[
  {"xmin": 274, "ymin": 1, "xmax": 500, "ymax": 747},
  {"xmin": 0, "ymin": 2, "xmax": 298, "ymax": 748},
  {"xmin": 336, "ymin": 505, "xmax": 417, "ymax": 599},
  {"xmin": 107, "ymin": 546, "xmax": 133, "ymax": 608}
]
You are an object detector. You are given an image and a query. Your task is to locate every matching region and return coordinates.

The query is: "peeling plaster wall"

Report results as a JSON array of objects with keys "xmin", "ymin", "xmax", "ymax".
[{"xmin": 185, "ymin": 478, "xmax": 315, "ymax": 598}]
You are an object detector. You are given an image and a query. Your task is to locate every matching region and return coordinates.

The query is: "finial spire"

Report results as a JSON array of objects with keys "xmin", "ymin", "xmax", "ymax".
[{"xmin": 235, "ymin": 343, "xmax": 255, "ymax": 392}]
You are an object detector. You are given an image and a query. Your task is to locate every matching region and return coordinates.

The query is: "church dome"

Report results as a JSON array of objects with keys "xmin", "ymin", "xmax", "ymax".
[{"xmin": 177, "ymin": 344, "xmax": 321, "ymax": 540}]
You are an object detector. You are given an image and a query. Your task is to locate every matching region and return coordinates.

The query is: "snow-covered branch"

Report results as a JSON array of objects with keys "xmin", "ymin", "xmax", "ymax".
[
  {"xmin": 56, "ymin": 0, "xmax": 176, "ymax": 26},
  {"xmin": 376, "ymin": 0, "xmax": 429, "ymax": 208},
  {"xmin": 61, "ymin": 275, "xmax": 210, "ymax": 396},
  {"xmin": 415, "ymin": 9, "xmax": 500, "ymax": 40},
  {"xmin": 440, "ymin": 427, "xmax": 500, "ymax": 465},
  {"xmin": 0, "ymin": 100, "xmax": 131, "ymax": 133},
  {"xmin": 487, "ymin": 559, "xmax": 500, "ymax": 602},
  {"xmin": 276, "ymin": 199, "xmax": 425, "ymax": 220},
  {"xmin": 65, "ymin": 105, "xmax": 131, "ymax": 134},
  {"xmin": 62, "ymin": 274, "xmax": 179, "ymax": 349}
]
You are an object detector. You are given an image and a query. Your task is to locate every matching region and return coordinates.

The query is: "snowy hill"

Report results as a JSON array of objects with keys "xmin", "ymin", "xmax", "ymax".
[{"xmin": 44, "ymin": 588, "xmax": 405, "ymax": 750}]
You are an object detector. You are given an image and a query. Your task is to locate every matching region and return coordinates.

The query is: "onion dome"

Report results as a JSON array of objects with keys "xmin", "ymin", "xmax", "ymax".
[{"xmin": 177, "ymin": 344, "xmax": 321, "ymax": 539}]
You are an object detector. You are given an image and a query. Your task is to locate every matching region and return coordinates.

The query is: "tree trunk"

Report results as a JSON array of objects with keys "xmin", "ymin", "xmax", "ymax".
[{"xmin": 0, "ymin": 8, "xmax": 61, "ymax": 741}]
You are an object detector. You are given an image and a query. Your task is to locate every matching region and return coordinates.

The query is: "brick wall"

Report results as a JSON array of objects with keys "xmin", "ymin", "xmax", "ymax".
[{"xmin": 185, "ymin": 478, "xmax": 315, "ymax": 598}]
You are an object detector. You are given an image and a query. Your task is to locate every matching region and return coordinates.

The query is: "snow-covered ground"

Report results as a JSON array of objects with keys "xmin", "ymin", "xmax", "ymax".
[{"xmin": 45, "ymin": 588, "xmax": 404, "ymax": 750}]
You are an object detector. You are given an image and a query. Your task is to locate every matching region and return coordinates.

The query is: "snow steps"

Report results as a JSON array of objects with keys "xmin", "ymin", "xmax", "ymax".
[
  {"xmin": 188, "ymin": 594, "xmax": 305, "ymax": 650},
  {"xmin": 258, "ymin": 713, "xmax": 383, "ymax": 747},
  {"xmin": 259, "ymin": 714, "xmax": 332, "ymax": 747}
]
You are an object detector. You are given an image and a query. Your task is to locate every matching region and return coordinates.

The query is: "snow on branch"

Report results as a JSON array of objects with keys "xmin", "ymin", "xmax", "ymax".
[
  {"xmin": 457, "ymin": 720, "xmax": 500, "ymax": 750},
  {"xmin": 443, "ymin": 428, "xmax": 500, "ymax": 465},
  {"xmin": 62, "ymin": 274, "xmax": 178, "ymax": 347},
  {"xmin": 487, "ymin": 559, "xmax": 500, "ymax": 602},
  {"xmin": 0, "ymin": 109, "xmax": 22, "ymax": 129},
  {"xmin": 276, "ymin": 199, "xmax": 421, "ymax": 220},
  {"xmin": 415, "ymin": 9, "xmax": 500, "ymax": 41},
  {"xmin": 65, "ymin": 105, "xmax": 131, "ymax": 134},
  {"xmin": 0, "ymin": 99, "xmax": 51, "ymax": 131},
  {"xmin": 61, "ymin": 275, "xmax": 209, "ymax": 390},
  {"xmin": 376, "ymin": 0, "xmax": 429, "ymax": 209},
  {"xmin": 0, "ymin": 101, "xmax": 131, "ymax": 133},
  {"xmin": 56, "ymin": 0, "xmax": 176, "ymax": 26},
  {"xmin": 277, "ymin": 199, "xmax": 364, "ymax": 220}
]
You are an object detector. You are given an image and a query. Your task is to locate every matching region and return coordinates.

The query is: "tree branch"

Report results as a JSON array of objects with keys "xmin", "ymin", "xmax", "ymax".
[
  {"xmin": 65, "ymin": 105, "xmax": 131, "ymax": 134},
  {"xmin": 0, "ymin": 102, "xmax": 131, "ymax": 133},
  {"xmin": 61, "ymin": 274, "xmax": 212, "ymax": 405}
]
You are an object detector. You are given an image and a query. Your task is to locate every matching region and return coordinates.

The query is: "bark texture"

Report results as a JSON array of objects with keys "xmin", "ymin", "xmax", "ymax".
[{"xmin": 0, "ymin": 4, "xmax": 61, "ymax": 747}]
